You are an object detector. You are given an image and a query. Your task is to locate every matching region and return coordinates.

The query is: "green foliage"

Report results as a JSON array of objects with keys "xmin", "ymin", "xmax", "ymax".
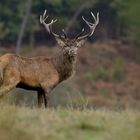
[
  {"xmin": 119, "ymin": 0, "xmax": 140, "ymax": 45},
  {"xmin": 97, "ymin": 88, "xmax": 109, "ymax": 97},
  {"xmin": 112, "ymin": 58, "xmax": 125, "ymax": 82},
  {"xmin": 86, "ymin": 67, "xmax": 110, "ymax": 81},
  {"xmin": 85, "ymin": 58, "xmax": 125, "ymax": 82}
]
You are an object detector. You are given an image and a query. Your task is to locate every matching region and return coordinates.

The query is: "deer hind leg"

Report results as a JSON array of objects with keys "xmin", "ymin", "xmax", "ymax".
[
  {"xmin": 0, "ymin": 77, "xmax": 19, "ymax": 98},
  {"xmin": 0, "ymin": 71, "xmax": 20, "ymax": 98},
  {"xmin": 0, "ymin": 83, "xmax": 18, "ymax": 98}
]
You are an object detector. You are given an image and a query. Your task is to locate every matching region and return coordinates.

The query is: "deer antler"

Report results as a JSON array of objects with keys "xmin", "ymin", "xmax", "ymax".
[
  {"xmin": 76, "ymin": 12, "xmax": 99, "ymax": 40},
  {"xmin": 40, "ymin": 10, "xmax": 67, "ymax": 38},
  {"xmin": 40, "ymin": 10, "xmax": 58, "ymax": 37}
]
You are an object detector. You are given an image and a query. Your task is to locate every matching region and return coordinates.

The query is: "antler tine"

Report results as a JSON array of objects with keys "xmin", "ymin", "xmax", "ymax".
[
  {"xmin": 75, "ymin": 28, "xmax": 85, "ymax": 39},
  {"xmin": 62, "ymin": 29, "xmax": 67, "ymax": 39},
  {"xmin": 92, "ymin": 12, "xmax": 99, "ymax": 26},
  {"xmin": 43, "ymin": 9, "xmax": 47, "ymax": 18},
  {"xmin": 82, "ymin": 16, "xmax": 93, "ymax": 26},
  {"xmin": 91, "ymin": 12, "xmax": 96, "ymax": 22},
  {"xmin": 40, "ymin": 9, "xmax": 59, "ymax": 37}
]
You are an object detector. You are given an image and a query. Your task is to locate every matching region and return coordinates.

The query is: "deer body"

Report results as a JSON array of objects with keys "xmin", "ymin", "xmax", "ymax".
[
  {"xmin": 0, "ymin": 10, "xmax": 99, "ymax": 108},
  {"xmin": 0, "ymin": 51, "xmax": 76, "ymax": 107},
  {"xmin": 0, "ymin": 53, "xmax": 59, "ymax": 88}
]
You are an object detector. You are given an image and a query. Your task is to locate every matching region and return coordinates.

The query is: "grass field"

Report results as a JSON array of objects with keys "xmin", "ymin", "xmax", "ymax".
[{"xmin": 0, "ymin": 105, "xmax": 140, "ymax": 140}]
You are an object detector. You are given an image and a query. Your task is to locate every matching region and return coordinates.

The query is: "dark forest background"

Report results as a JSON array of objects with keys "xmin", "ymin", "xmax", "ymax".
[{"xmin": 0, "ymin": 0, "xmax": 139, "ymax": 48}]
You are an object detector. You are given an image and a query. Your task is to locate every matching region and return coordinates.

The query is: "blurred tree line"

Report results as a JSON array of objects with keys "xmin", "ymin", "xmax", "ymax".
[{"xmin": 0, "ymin": 0, "xmax": 139, "ymax": 47}]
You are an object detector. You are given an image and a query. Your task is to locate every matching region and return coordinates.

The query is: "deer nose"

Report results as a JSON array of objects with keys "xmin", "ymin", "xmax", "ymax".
[
  {"xmin": 70, "ymin": 50, "xmax": 74, "ymax": 53},
  {"xmin": 69, "ymin": 50, "xmax": 77, "ymax": 55}
]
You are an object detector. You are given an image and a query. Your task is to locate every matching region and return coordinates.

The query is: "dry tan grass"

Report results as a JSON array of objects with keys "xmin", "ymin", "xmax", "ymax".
[{"xmin": 0, "ymin": 104, "xmax": 140, "ymax": 140}]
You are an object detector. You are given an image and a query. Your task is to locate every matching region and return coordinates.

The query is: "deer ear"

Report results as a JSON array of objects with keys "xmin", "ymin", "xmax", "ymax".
[
  {"xmin": 55, "ymin": 37, "xmax": 66, "ymax": 48},
  {"xmin": 76, "ymin": 39, "xmax": 86, "ymax": 48}
]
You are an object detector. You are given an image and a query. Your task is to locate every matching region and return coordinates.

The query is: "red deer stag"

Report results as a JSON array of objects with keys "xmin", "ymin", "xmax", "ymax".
[{"xmin": 0, "ymin": 10, "xmax": 99, "ymax": 108}]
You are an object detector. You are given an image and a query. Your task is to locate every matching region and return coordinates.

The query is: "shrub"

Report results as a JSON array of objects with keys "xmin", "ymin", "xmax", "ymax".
[
  {"xmin": 85, "ymin": 67, "xmax": 110, "ymax": 81},
  {"xmin": 112, "ymin": 58, "xmax": 125, "ymax": 82}
]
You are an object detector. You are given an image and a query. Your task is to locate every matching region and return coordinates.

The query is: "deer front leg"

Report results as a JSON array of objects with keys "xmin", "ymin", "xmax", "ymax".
[
  {"xmin": 37, "ymin": 88, "xmax": 45, "ymax": 108},
  {"xmin": 43, "ymin": 89, "xmax": 50, "ymax": 108},
  {"xmin": 41, "ymin": 88, "xmax": 52, "ymax": 108},
  {"xmin": 40, "ymin": 77, "xmax": 58, "ymax": 108}
]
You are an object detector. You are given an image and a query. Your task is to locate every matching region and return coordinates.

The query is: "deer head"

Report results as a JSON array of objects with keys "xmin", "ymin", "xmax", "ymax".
[{"xmin": 40, "ymin": 10, "xmax": 99, "ymax": 57}]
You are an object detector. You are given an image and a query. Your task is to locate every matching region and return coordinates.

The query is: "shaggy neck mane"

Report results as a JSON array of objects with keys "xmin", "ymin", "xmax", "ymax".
[{"xmin": 52, "ymin": 52, "xmax": 77, "ymax": 82}]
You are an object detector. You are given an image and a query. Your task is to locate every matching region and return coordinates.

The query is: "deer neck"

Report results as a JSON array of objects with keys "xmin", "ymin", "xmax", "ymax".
[{"xmin": 52, "ymin": 52, "xmax": 77, "ymax": 82}]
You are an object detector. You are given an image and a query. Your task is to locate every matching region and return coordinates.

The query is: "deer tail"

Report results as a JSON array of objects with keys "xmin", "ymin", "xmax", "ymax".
[
  {"xmin": 0, "ymin": 67, "xmax": 3, "ymax": 85},
  {"xmin": 0, "ymin": 61, "xmax": 7, "ymax": 85}
]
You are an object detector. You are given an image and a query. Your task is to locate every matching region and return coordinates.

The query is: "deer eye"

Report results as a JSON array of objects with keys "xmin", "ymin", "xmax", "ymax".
[
  {"xmin": 64, "ymin": 44, "xmax": 70, "ymax": 47},
  {"xmin": 63, "ymin": 46, "xmax": 68, "ymax": 50}
]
